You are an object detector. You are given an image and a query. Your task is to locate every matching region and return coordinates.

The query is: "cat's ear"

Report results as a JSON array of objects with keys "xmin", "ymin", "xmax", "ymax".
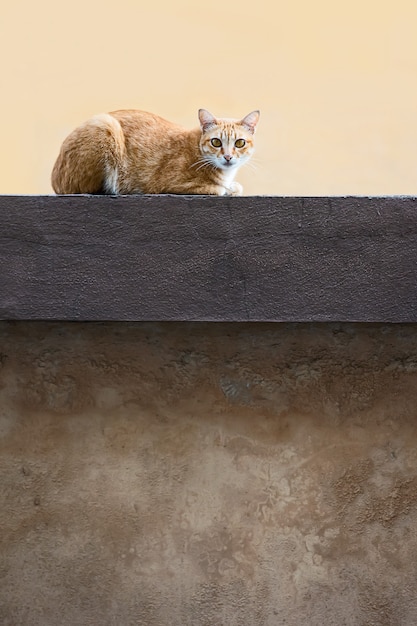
[
  {"xmin": 240, "ymin": 110, "xmax": 260, "ymax": 134},
  {"xmin": 198, "ymin": 109, "xmax": 217, "ymax": 131}
]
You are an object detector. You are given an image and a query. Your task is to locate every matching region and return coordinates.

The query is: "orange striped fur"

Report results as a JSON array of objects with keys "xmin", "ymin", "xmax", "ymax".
[{"xmin": 51, "ymin": 109, "xmax": 259, "ymax": 196}]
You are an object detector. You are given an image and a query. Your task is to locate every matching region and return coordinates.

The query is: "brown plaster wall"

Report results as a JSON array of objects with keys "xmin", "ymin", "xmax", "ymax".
[{"xmin": 1, "ymin": 321, "xmax": 417, "ymax": 625}]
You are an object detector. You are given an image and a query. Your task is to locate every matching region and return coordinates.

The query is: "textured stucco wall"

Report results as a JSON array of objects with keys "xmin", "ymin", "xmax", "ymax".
[{"xmin": 1, "ymin": 321, "xmax": 417, "ymax": 625}]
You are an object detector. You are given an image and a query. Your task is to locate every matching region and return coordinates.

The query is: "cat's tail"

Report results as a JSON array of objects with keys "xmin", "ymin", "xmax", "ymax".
[{"xmin": 51, "ymin": 113, "xmax": 126, "ymax": 194}]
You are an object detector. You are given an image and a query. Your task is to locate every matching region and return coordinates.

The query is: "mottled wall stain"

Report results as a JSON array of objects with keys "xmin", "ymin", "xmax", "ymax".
[{"xmin": 1, "ymin": 322, "xmax": 417, "ymax": 625}]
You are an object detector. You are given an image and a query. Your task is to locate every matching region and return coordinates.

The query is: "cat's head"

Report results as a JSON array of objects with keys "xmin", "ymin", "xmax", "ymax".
[{"xmin": 198, "ymin": 109, "xmax": 259, "ymax": 173}]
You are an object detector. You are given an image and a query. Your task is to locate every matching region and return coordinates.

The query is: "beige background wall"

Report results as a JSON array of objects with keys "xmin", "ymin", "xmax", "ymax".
[{"xmin": 1, "ymin": 0, "xmax": 417, "ymax": 196}]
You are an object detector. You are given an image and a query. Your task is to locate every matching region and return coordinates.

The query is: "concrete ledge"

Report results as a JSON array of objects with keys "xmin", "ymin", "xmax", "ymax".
[{"xmin": 1, "ymin": 195, "xmax": 416, "ymax": 321}]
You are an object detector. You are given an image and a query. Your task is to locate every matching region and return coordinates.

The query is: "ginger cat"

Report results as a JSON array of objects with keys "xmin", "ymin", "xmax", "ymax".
[{"xmin": 51, "ymin": 108, "xmax": 259, "ymax": 196}]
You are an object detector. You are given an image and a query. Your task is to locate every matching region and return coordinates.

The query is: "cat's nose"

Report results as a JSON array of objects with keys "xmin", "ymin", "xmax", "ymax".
[{"xmin": 223, "ymin": 154, "xmax": 233, "ymax": 162}]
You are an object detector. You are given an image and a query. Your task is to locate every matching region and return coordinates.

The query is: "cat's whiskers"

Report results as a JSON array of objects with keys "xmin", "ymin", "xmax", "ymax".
[
  {"xmin": 244, "ymin": 160, "xmax": 259, "ymax": 172},
  {"xmin": 190, "ymin": 156, "xmax": 216, "ymax": 172},
  {"xmin": 242, "ymin": 155, "xmax": 260, "ymax": 172},
  {"xmin": 189, "ymin": 157, "xmax": 206, "ymax": 169}
]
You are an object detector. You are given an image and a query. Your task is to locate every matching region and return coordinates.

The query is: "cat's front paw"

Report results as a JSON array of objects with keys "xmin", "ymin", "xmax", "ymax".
[{"xmin": 225, "ymin": 182, "xmax": 243, "ymax": 196}]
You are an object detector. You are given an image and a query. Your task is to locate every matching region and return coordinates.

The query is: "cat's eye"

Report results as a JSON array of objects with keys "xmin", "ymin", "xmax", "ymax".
[
  {"xmin": 235, "ymin": 139, "xmax": 246, "ymax": 148},
  {"xmin": 211, "ymin": 138, "xmax": 222, "ymax": 148}
]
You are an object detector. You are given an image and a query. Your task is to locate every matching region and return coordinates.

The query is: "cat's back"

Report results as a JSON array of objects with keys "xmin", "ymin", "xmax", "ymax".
[{"xmin": 109, "ymin": 109, "xmax": 186, "ymax": 137}]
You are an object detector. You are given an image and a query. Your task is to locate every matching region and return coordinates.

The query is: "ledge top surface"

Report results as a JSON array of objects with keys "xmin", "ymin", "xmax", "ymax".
[{"xmin": 1, "ymin": 195, "xmax": 416, "ymax": 322}]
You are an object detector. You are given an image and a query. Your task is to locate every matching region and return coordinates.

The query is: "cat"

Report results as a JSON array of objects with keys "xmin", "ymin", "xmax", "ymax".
[{"xmin": 51, "ymin": 108, "xmax": 259, "ymax": 196}]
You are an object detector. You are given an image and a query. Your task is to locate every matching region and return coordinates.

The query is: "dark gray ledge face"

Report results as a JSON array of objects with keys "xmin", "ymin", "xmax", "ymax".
[{"xmin": 1, "ymin": 195, "xmax": 416, "ymax": 322}]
